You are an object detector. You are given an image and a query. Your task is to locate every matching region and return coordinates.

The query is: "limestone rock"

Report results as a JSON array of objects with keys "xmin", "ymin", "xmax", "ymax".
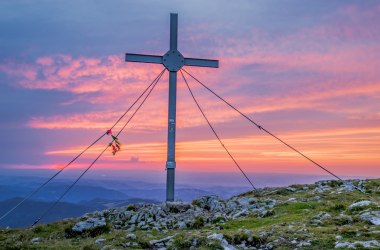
[
  {"xmin": 360, "ymin": 211, "xmax": 380, "ymax": 225},
  {"xmin": 316, "ymin": 212, "xmax": 331, "ymax": 220},
  {"xmin": 335, "ymin": 240, "xmax": 380, "ymax": 249},
  {"xmin": 149, "ymin": 235, "xmax": 174, "ymax": 248},
  {"xmin": 349, "ymin": 200, "xmax": 373, "ymax": 209},
  {"xmin": 207, "ymin": 233, "xmax": 236, "ymax": 250},
  {"xmin": 165, "ymin": 201, "xmax": 191, "ymax": 212},
  {"xmin": 30, "ymin": 237, "xmax": 40, "ymax": 244},
  {"xmin": 72, "ymin": 217, "xmax": 106, "ymax": 233},
  {"xmin": 297, "ymin": 240, "xmax": 311, "ymax": 247},
  {"xmin": 95, "ymin": 238, "xmax": 106, "ymax": 244},
  {"xmin": 129, "ymin": 214, "xmax": 138, "ymax": 224},
  {"xmin": 126, "ymin": 233, "xmax": 137, "ymax": 240}
]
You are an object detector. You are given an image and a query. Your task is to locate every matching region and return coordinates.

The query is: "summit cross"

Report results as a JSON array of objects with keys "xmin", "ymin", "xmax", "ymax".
[{"xmin": 125, "ymin": 13, "xmax": 219, "ymax": 201}]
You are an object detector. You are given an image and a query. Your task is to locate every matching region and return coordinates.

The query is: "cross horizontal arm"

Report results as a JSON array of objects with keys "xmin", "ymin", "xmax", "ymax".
[
  {"xmin": 125, "ymin": 53, "xmax": 163, "ymax": 64},
  {"xmin": 184, "ymin": 58, "xmax": 219, "ymax": 68}
]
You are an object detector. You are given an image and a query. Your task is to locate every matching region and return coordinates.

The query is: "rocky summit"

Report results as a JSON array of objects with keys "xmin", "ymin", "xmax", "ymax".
[{"xmin": 1, "ymin": 178, "xmax": 380, "ymax": 249}]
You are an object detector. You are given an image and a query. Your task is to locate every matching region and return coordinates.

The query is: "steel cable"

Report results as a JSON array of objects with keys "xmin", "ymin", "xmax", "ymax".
[
  {"xmin": 182, "ymin": 68, "xmax": 366, "ymax": 194},
  {"xmin": 31, "ymin": 69, "xmax": 164, "ymax": 226},
  {"xmin": 180, "ymin": 70, "xmax": 258, "ymax": 192}
]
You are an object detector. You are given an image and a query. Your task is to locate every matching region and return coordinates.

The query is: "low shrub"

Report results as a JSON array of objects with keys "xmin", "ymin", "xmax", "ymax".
[
  {"xmin": 275, "ymin": 189, "xmax": 291, "ymax": 195},
  {"xmin": 126, "ymin": 205, "xmax": 138, "ymax": 211},
  {"xmin": 332, "ymin": 217, "xmax": 352, "ymax": 226},
  {"xmin": 137, "ymin": 240, "xmax": 151, "ymax": 249},
  {"xmin": 328, "ymin": 180, "xmax": 343, "ymax": 188},
  {"xmin": 64, "ymin": 224, "xmax": 110, "ymax": 238},
  {"xmin": 225, "ymin": 231, "xmax": 266, "ymax": 247},
  {"xmin": 192, "ymin": 216, "xmax": 205, "ymax": 229},
  {"xmin": 328, "ymin": 204, "xmax": 346, "ymax": 212},
  {"xmin": 211, "ymin": 216, "xmax": 225, "ymax": 224},
  {"xmin": 172, "ymin": 236, "xmax": 193, "ymax": 249},
  {"xmin": 207, "ymin": 241, "xmax": 223, "ymax": 250},
  {"xmin": 339, "ymin": 226, "xmax": 357, "ymax": 238},
  {"xmin": 168, "ymin": 206, "xmax": 180, "ymax": 213},
  {"xmin": 191, "ymin": 200, "xmax": 201, "ymax": 207}
]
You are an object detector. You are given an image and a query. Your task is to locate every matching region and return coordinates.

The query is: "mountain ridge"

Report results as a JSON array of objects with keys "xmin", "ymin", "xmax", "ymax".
[{"xmin": 1, "ymin": 178, "xmax": 379, "ymax": 249}]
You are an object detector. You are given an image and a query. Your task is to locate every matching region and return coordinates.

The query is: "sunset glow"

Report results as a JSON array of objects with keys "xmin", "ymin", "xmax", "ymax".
[{"xmin": 0, "ymin": 1, "xmax": 379, "ymax": 184}]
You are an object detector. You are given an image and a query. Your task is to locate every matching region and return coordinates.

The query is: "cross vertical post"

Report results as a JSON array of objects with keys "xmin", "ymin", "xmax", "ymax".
[
  {"xmin": 166, "ymin": 13, "xmax": 178, "ymax": 201},
  {"xmin": 125, "ymin": 13, "xmax": 219, "ymax": 202}
]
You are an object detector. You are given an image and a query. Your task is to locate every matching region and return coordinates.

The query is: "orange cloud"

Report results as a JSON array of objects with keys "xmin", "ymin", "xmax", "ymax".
[{"xmin": 44, "ymin": 125, "xmax": 380, "ymax": 176}]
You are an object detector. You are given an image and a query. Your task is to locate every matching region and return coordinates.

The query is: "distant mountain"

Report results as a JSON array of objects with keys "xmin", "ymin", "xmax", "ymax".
[
  {"xmin": 0, "ymin": 175, "xmax": 252, "ymax": 203},
  {"xmin": 0, "ymin": 185, "xmax": 31, "ymax": 201},
  {"xmin": 0, "ymin": 184, "xmax": 130, "ymax": 203},
  {"xmin": 0, "ymin": 198, "xmax": 102, "ymax": 228},
  {"xmin": 0, "ymin": 197, "xmax": 160, "ymax": 228},
  {"xmin": 93, "ymin": 198, "xmax": 160, "ymax": 209},
  {"xmin": 32, "ymin": 184, "xmax": 131, "ymax": 203}
]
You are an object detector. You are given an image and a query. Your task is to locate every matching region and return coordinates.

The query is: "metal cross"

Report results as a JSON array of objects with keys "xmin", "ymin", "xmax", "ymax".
[{"xmin": 125, "ymin": 13, "xmax": 219, "ymax": 201}]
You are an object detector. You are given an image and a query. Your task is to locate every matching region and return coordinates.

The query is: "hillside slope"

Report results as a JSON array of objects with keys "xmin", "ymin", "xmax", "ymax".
[{"xmin": 1, "ymin": 178, "xmax": 379, "ymax": 249}]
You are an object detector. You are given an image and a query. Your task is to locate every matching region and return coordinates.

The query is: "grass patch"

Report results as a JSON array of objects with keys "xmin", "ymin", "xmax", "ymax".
[
  {"xmin": 339, "ymin": 226, "xmax": 357, "ymax": 238},
  {"xmin": 82, "ymin": 245, "xmax": 97, "ymax": 250},
  {"xmin": 277, "ymin": 201, "xmax": 318, "ymax": 213},
  {"xmin": 137, "ymin": 239, "xmax": 152, "ymax": 249},
  {"xmin": 224, "ymin": 231, "xmax": 266, "ymax": 247},
  {"xmin": 171, "ymin": 234, "xmax": 207, "ymax": 249},
  {"xmin": 207, "ymin": 241, "xmax": 223, "ymax": 249},
  {"xmin": 274, "ymin": 189, "xmax": 292, "ymax": 196},
  {"xmin": 348, "ymin": 203, "xmax": 379, "ymax": 214}
]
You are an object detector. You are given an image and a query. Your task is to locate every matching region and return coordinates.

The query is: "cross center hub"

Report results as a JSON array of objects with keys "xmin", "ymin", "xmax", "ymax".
[{"xmin": 163, "ymin": 50, "xmax": 185, "ymax": 72}]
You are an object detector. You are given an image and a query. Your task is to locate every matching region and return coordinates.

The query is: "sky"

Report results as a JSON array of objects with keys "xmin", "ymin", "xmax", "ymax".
[{"xmin": 0, "ymin": 0, "xmax": 379, "ymax": 186}]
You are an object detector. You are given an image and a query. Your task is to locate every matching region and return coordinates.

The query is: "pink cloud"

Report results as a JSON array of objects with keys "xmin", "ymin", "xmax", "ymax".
[
  {"xmin": 1, "ymin": 55, "xmax": 165, "ymax": 104},
  {"xmin": 0, "ymin": 39, "xmax": 377, "ymax": 138},
  {"xmin": 0, "ymin": 63, "xmax": 37, "ymax": 81},
  {"xmin": 36, "ymin": 56, "xmax": 54, "ymax": 66},
  {"xmin": 1, "ymin": 46, "xmax": 376, "ymax": 133}
]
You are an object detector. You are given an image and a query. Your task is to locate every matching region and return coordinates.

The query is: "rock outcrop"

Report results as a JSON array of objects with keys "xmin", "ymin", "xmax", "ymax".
[{"xmin": 82, "ymin": 195, "xmax": 276, "ymax": 232}]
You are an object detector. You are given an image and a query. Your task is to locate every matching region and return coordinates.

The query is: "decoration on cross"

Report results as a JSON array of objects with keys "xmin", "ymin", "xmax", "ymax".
[{"xmin": 106, "ymin": 129, "xmax": 122, "ymax": 155}]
